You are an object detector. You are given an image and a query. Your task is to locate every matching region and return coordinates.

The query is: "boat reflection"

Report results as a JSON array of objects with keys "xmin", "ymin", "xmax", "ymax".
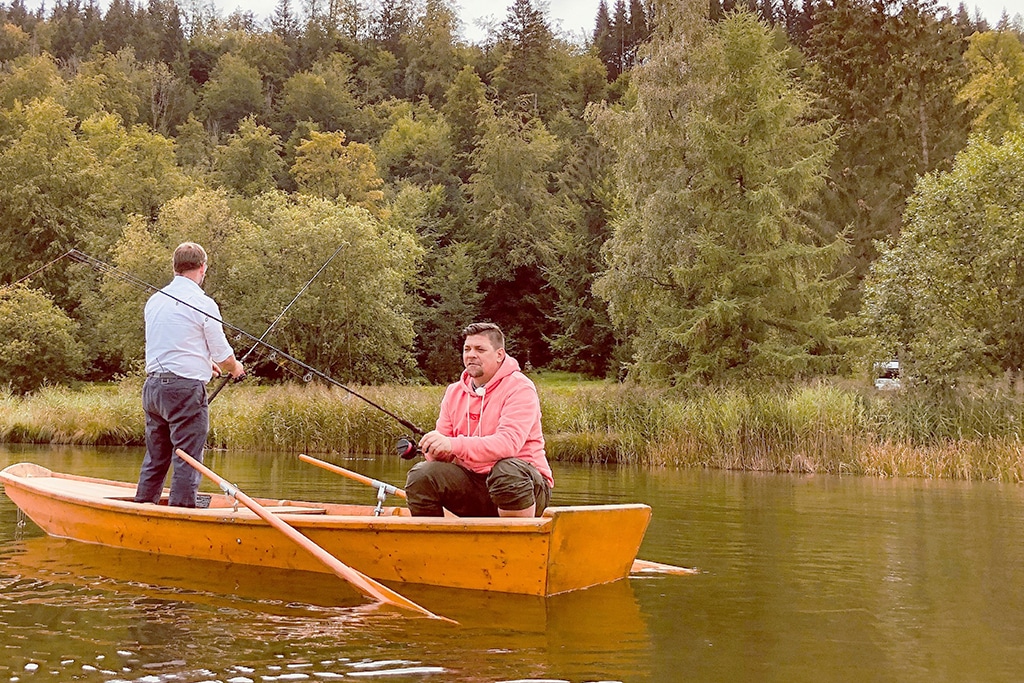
[{"xmin": 4, "ymin": 534, "xmax": 648, "ymax": 640}]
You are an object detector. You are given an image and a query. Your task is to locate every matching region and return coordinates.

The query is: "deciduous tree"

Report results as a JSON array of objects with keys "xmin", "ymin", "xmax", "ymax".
[
  {"xmin": 291, "ymin": 129, "xmax": 385, "ymax": 215},
  {"xmin": 0, "ymin": 285, "xmax": 84, "ymax": 394},
  {"xmin": 862, "ymin": 130, "xmax": 1024, "ymax": 383},
  {"xmin": 958, "ymin": 28, "xmax": 1024, "ymax": 141},
  {"xmin": 213, "ymin": 114, "xmax": 285, "ymax": 196}
]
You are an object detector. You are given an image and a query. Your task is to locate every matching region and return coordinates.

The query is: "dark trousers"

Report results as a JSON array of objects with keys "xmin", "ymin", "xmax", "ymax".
[
  {"xmin": 405, "ymin": 458, "xmax": 551, "ymax": 517},
  {"xmin": 135, "ymin": 375, "xmax": 209, "ymax": 507}
]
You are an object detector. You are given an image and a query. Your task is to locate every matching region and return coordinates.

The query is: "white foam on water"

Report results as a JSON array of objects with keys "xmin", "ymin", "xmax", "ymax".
[
  {"xmin": 349, "ymin": 660, "xmax": 413, "ymax": 670},
  {"xmin": 347, "ymin": 667, "xmax": 445, "ymax": 678}
]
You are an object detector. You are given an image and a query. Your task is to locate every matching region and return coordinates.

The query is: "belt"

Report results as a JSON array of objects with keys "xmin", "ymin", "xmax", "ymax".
[{"xmin": 147, "ymin": 372, "xmax": 183, "ymax": 379}]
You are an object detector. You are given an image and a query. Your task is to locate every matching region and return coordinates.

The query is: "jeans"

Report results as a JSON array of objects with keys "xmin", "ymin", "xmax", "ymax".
[
  {"xmin": 405, "ymin": 458, "xmax": 551, "ymax": 517},
  {"xmin": 134, "ymin": 375, "xmax": 209, "ymax": 507}
]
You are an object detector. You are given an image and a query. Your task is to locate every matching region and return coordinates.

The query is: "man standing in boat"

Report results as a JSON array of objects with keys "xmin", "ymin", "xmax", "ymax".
[
  {"xmin": 134, "ymin": 242, "xmax": 245, "ymax": 508},
  {"xmin": 405, "ymin": 322, "xmax": 553, "ymax": 517}
]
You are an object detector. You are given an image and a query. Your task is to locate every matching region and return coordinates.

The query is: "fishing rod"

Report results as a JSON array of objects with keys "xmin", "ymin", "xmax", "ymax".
[
  {"xmin": 207, "ymin": 240, "xmax": 349, "ymax": 403},
  {"xmin": 68, "ymin": 248, "xmax": 426, "ymax": 437}
]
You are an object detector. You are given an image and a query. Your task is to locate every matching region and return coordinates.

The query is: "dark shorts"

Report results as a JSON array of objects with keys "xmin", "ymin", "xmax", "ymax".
[{"xmin": 404, "ymin": 458, "xmax": 551, "ymax": 517}]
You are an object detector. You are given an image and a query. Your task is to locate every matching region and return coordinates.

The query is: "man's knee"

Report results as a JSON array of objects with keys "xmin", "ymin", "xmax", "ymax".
[
  {"xmin": 487, "ymin": 459, "xmax": 549, "ymax": 515},
  {"xmin": 405, "ymin": 461, "xmax": 455, "ymax": 516}
]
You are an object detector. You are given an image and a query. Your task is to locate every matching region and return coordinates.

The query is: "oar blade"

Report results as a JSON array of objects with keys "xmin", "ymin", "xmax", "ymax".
[{"xmin": 174, "ymin": 449, "xmax": 454, "ymax": 623}]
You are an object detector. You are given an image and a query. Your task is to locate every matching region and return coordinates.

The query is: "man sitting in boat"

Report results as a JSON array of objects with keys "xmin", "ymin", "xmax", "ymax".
[{"xmin": 405, "ymin": 322, "xmax": 554, "ymax": 517}]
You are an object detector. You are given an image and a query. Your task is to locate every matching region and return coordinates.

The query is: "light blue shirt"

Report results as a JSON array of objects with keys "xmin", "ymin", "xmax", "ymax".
[{"xmin": 144, "ymin": 276, "xmax": 235, "ymax": 381}]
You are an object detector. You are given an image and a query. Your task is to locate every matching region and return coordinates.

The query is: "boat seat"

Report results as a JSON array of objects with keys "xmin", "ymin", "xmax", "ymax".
[{"xmin": 260, "ymin": 506, "xmax": 327, "ymax": 515}]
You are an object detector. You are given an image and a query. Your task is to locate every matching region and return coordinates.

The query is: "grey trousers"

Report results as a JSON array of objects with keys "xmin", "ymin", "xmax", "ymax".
[
  {"xmin": 134, "ymin": 374, "xmax": 208, "ymax": 507},
  {"xmin": 405, "ymin": 458, "xmax": 551, "ymax": 517}
]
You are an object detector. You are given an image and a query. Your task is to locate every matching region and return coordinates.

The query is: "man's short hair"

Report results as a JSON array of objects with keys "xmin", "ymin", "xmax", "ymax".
[
  {"xmin": 174, "ymin": 242, "xmax": 207, "ymax": 275},
  {"xmin": 462, "ymin": 322, "xmax": 504, "ymax": 350}
]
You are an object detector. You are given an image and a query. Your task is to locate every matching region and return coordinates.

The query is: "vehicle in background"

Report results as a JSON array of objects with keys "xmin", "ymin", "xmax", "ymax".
[{"xmin": 873, "ymin": 360, "xmax": 901, "ymax": 390}]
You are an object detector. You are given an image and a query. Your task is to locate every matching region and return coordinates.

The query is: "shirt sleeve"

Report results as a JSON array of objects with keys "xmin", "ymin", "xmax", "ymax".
[{"xmin": 201, "ymin": 298, "xmax": 235, "ymax": 364}]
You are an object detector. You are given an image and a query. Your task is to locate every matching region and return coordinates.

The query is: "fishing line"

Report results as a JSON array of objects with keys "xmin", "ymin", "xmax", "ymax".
[
  {"xmin": 1, "ymin": 250, "xmax": 77, "ymax": 290},
  {"xmin": 207, "ymin": 240, "xmax": 349, "ymax": 402},
  {"xmin": 68, "ymin": 248, "xmax": 426, "ymax": 436}
]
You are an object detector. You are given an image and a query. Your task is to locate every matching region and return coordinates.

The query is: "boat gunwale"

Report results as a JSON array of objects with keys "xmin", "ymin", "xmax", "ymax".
[{"xmin": 1, "ymin": 462, "xmax": 649, "ymax": 533}]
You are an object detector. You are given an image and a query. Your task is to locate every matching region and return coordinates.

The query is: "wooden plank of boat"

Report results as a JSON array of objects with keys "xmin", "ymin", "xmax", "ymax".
[
  {"xmin": 0, "ymin": 462, "xmax": 651, "ymax": 596},
  {"xmin": 298, "ymin": 453, "xmax": 696, "ymax": 577}
]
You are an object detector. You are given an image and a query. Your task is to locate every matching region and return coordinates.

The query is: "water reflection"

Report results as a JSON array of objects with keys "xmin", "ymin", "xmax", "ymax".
[
  {"xmin": 0, "ymin": 446, "xmax": 652, "ymax": 682},
  {"xmin": 11, "ymin": 444, "xmax": 1024, "ymax": 681}
]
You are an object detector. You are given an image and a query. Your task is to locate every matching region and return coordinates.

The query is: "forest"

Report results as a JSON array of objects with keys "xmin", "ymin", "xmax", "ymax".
[{"xmin": 2, "ymin": 0, "xmax": 1024, "ymax": 394}]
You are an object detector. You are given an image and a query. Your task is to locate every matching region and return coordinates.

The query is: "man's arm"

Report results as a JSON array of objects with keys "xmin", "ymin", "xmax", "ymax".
[
  {"xmin": 214, "ymin": 354, "xmax": 245, "ymax": 379},
  {"xmin": 419, "ymin": 385, "xmax": 458, "ymax": 461}
]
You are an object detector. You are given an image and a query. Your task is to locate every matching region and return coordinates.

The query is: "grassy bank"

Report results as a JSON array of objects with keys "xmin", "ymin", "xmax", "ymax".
[{"xmin": 3, "ymin": 376, "xmax": 1024, "ymax": 482}]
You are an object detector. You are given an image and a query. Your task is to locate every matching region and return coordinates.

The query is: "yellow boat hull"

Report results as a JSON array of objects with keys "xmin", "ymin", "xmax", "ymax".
[{"xmin": 1, "ymin": 462, "xmax": 651, "ymax": 596}]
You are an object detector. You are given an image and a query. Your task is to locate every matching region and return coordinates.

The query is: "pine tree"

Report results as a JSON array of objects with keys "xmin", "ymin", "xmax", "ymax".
[
  {"xmin": 611, "ymin": 0, "xmax": 627, "ymax": 76},
  {"xmin": 626, "ymin": 0, "xmax": 648, "ymax": 66},
  {"xmin": 490, "ymin": 0, "xmax": 563, "ymax": 118},
  {"xmin": 592, "ymin": 0, "xmax": 617, "ymax": 78},
  {"xmin": 805, "ymin": 0, "xmax": 971, "ymax": 315}
]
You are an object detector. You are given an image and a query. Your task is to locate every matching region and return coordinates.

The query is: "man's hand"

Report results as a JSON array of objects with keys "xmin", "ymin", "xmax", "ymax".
[{"xmin": 418, "ymin": 430, "xmax": 453, "ymax": 460}]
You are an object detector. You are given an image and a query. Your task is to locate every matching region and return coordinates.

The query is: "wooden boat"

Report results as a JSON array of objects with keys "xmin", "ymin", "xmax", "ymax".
[{"xmin": 0, "ymin": 462, "xmax": 652, "ymax": 597}]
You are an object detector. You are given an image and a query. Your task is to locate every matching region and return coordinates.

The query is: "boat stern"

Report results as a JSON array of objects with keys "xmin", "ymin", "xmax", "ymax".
[{"xmin": 543, "ymin": 504, "xmax": 652, "ymax": 595}]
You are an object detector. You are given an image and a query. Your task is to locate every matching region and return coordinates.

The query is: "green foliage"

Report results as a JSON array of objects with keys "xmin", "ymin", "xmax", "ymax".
[
  {"xmin": 0, "ymin": 0, "xmax": 1004, "ymax": 388},
  {"xmin": 593, "ymin": 8, "xmax": 849, "ymax": 384},
  {"xmin": 0, "ymin": 285, "xmax": 84, "ymax": 394},
  {"xmin": 78, "ymin": 111, "xmax": 191, "ymax": 225},
  {"xmin": 276, "ymin": 53, "xmax": 365, "ymax": 137},
  {"xmin": 0, "ymin": 21, "xmax": 31, "ymax": 62},
  {"xmin": 238, "ymin": 192, "xmax": 421, "ymax": 383},
  {"xmin": 805, "ymin": 0, "xmax": 971, "ymax": 315},
  {"xmin": 401, "ymin": 0, "xmax": 462, "ymax": 105},
  {"xmin": 489, "ymin": 0, "xmax": 566, "ymax": 119},
  {"xmin": 861, "ymin": 130, "xmax": 1024, "ymax": 383},
  {"xmin": 390, "ymin": 183, "xmax": 482, "ymax": 382},
  {"xmin": 959, "ymin": 28, "xmax": 1024, "ymax": 141},
  {"xmin": 66, "ymin": 47, "xmax": 145, "ymax": 127},
  {"xmin": 374, "ymin": 102, "xmax": 456, "ymax": 188},
  {"xmin": 0, "ymin": 53, "xmax": 64, "ymax": 110},
  {"xmin": 441, "ymin": 65, "xmax": 486, "ymax": 181},
  {"xmin": 469, "ymin": 106, "xmax": 568, "ymax": 273},
  {"xmin": 213, "ymin": 114, "xmax": 286, "ymax": 196},
  {"xmin": 543, "ymin": 133, "xmax": 617, "ymax": 377},
  {"xmin": 0, "ymin": 98, "xmax": 99, "ymax": 303},
  {"xmin": 292, "ymin": 130, "xmax": 385, "ymax": 215},
  {"xmin": 199, "ymin": 52, "xmax": 265, "ymax": 135}
]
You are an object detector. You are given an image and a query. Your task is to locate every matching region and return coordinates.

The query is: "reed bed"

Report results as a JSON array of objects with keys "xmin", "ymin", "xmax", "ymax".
[{"xmin": 4, "ymin": 378, "xmax": 1024, "ymax": 481}]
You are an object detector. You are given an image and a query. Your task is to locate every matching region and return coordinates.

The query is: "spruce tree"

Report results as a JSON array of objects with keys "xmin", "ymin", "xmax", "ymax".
[{"xmin": 593, "ymin": 5, "xmax": 849, "ymax": 384}]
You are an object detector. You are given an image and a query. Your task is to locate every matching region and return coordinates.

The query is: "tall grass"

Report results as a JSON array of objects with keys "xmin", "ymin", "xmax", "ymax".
[{"xmin": 4, "ymin": 377, "xmax": 1024, "ymax": 481}]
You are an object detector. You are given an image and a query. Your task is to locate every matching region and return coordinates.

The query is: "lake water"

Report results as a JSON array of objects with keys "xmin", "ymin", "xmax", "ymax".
[{"xmin": 3, "ymin": 443, "xmax": 1024, "ymax": 682}]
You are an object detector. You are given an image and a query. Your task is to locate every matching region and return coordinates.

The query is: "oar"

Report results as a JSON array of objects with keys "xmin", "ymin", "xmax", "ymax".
[
  {"xmin": 629, "ymin": 559, "xmax": 699, "ymax": 575},
  {"xmin": 299, "ymin": 453, "xmax": 407, "ymax": 500},
  {"xmin": 297, "ymin": 453, "xmax": 696, "ymax": 576},
  {"xmin": 174, "ymin": 449, "xmax": 453, "ymax": 622}
]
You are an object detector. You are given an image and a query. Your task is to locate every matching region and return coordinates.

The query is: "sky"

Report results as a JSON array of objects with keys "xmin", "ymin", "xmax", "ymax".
[{"xmin": 219, "ymin": 0, "xmax": 1017, "ymax": 43}]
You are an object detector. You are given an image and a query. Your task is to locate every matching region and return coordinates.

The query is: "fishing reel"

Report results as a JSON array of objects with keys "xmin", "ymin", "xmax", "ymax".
[{"xmin": 396, "ymin": 436, "xmax": 421, "ymax": 460}]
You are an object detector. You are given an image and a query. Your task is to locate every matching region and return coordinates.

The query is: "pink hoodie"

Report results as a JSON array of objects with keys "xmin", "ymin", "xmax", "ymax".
[{"xmin": 430, "ymin": 354, "xmax": 554, "ymax": 488}]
